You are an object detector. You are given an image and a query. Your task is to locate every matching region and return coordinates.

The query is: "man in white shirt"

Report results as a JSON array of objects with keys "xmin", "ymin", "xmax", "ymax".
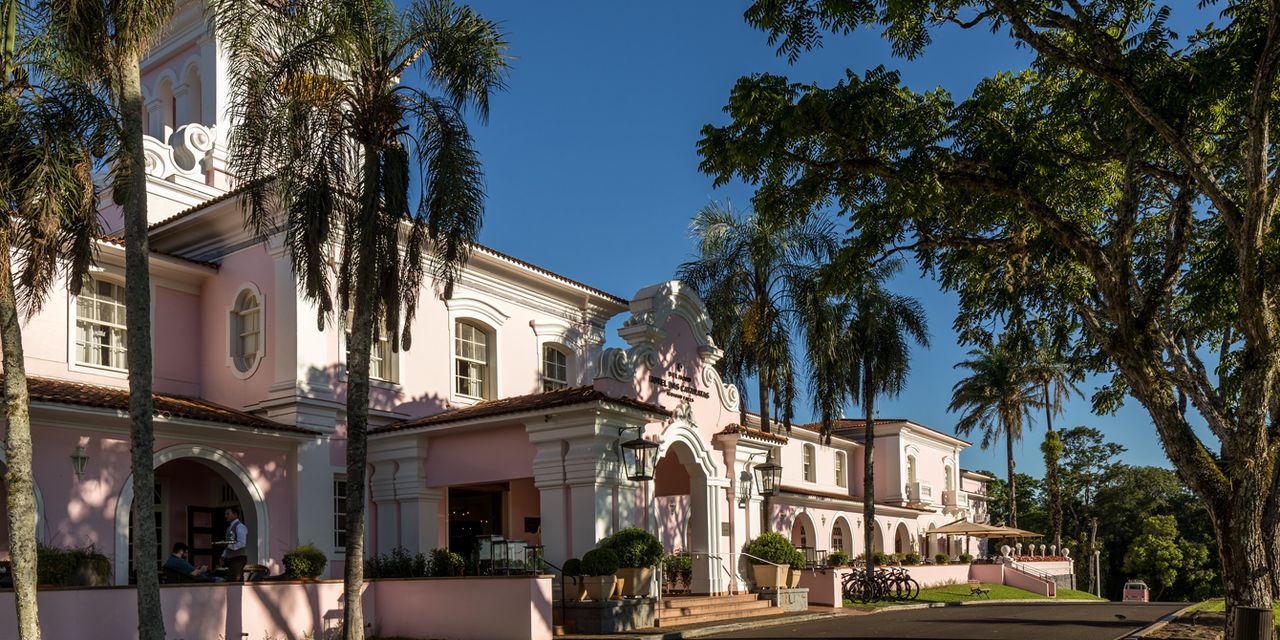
[{"xmin": 221, "ymin": 506, "xmax": 249, "ymax": 581}]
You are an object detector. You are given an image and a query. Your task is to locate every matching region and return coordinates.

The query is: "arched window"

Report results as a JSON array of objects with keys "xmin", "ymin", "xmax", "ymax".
[
  {"xmin": 542, "ymin": 344, "xmax": 570, "ymax": 391},
  {"xmin": 803, "ymin": 444, "xmax": 816, "ymax": 482},
  {"xmin": 230, "ymin": 288, "xmax": 262, "ymax": 375},
  {"xmin": 182, "ymin": 65, "xmax": 203, "ymax": 125},
  {"xmin": 907, "ymin": 454, "xmax": 917, "ymax": 484},
  {"xmin": 832, "ymin": 521, "xmax": 848, "ymax": 553},
  {"xmin": 945, "ymin": 465, "xmax": 955, "ymax": 492},
  {"xmin": 455, "ymin": 320, "xmax": 491, "ymax": 398},
  {"xmin": 75, "ymin": 276, "xmax": 127, "ymax": 370},
  {"xmin": 834, "ymin": 451, "xmax": 847, "ymax": 488}
]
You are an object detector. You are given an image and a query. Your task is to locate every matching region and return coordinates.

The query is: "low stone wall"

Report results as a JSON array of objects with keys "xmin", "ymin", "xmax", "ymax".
[
  {"xmin": 905, "ymin": 564, "xmax": 972, "ymax": 588},
  {"xmin": 0, "ymin": 575, "xmax": 553, "ymax": 640},
  {"xmin": 796, "ymin": 568, "xmax": 844, "ymax": 607}
]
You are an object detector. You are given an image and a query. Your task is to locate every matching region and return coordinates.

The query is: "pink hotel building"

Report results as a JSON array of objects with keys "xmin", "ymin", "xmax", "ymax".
[{"xmin": 3, "ymin": 1, "xmax": 992, "ymax": 594}]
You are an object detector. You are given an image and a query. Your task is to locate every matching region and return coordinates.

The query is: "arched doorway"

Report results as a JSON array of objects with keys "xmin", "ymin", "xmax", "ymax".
[
  {"xmin": 113, "ymin": 445, "xmax": 269, "ymax": 585},
  {"xmin": 894, "ymin": 522, "xmax": 912, "ymax": 555},
  {"xmin": 651, "ymin": 423, "xmax": 725, "ymax": 595},
  {"xmin": 871, "ymin": 522, "xmax": 885, "ymax": 553},
  {"xmin": 790, "ymin": 512, "xmax": 815, "ymax": 551},
  {"xmin": 831, "ymin": 517, "xmax": 852, "ymax": 555}
]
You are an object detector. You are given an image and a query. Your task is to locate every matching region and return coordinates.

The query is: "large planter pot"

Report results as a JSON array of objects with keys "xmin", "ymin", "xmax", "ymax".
[
  {"xmin": 787, "ymin": 567, "xmax": 802, "ymax": 588},
  {"xmin": 752, "ymin": 563, "xmax": 788, "ymax": 591},
  {"xmin": 616, "ymin": 567, "xmax": 654, "ymax": 598},
  {"xmin": 567, "ymin": 576, "xmax": 587, "ymax": 602},
  {"xmin": 584, "ymin": 575, "xmax": 618, "ymax": 602}
]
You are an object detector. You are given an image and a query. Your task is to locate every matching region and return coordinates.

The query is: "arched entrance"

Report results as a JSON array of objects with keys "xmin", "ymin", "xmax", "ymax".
[
  {"xmin": 0, "ymin": 454, "xmax": 46, "ymax": 551},
  {"xmin": 790, "ymin": 512, "xmax": 816, "ymax": 551},
  {"xmin": 113, "ymin": 445, "xmax": 269, "ymax": 585},
  {"xmin": 894, "ymin": 522, "xmax": 912, "ymax": 554},
  {"xmin": 651, "ymin": 422, "xmax": 726, "ymax": 595},
  {"xmin": 831, "ymin": 516, "xmax": 852, "ymax": 555},
  {"xmin": 871, "ymin": 522, "xmax": 885, "ymax": 553}
]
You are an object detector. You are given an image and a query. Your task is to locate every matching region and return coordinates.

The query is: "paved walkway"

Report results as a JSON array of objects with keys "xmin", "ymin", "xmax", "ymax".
[{"xmin": 704, "ymin": 602, "xmax": 1185, "ymax": 640}]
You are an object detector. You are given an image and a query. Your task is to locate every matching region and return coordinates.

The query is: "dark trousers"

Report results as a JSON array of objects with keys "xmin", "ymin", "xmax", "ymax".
[{"xmin": 225, "ymin": 555, "xmax": 248, "ymax": 582}]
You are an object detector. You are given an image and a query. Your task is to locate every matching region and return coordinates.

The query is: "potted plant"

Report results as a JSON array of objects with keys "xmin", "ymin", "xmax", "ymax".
[
  {"xmin": 787, "ymin": 547, "xmax": 805, "ymax": 588},
  {"xmin": 663, "ymin": 552, "xmax": 693, "ymax": 592},
  {"xmin": 581, "ymin": 548, "xmax": 619, "ymax": 601},
  {"xmin": 903, "ymin": 552, "xmax": 921, "ymax": 566},
  {"xmin": 563, "ymin": 558, "xmax": 587, "ymax": 602},
  {"xmin": 283, "ymin": 543, "xmax": 328, "ymax": 579},
  {"xmin": 959, "ymin": 553, "xmax": 974, "ymax": 564},
  {"xmin": 602, "ymin": 527, "xmax": 664, "ymax": 598},
  {"xmin": 827, "ymin": 550, "xmax": 849, "ymax": 567},
  {"xmin": 742, "ymin": 532, "xmax": 796, "ymax": 591},
  {"xmin": 934, "ymin": 553, "xmax": 950, "ymax": 565}
]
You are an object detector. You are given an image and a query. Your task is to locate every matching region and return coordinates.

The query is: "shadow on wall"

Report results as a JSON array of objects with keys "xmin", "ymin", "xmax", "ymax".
[{"xmin": 303, "ymin": 364, "xmax": 448, "ymax": 417}]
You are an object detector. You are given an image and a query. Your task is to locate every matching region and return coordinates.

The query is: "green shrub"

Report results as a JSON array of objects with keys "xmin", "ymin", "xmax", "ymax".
[
  {"xmin": 872, "ymin": 551, "xmax": 890, "ymax": 566},
  {"xmin": 581, "ymin": 548, "xmax": 619, "ymax": 576},
  {"xmin": 365, "ymin": 546, "xmax": 429, "ymax": 578},
  {"xmin": 959, "ymin": 553, "xmax": 974, "ymax": 564},
  {"xmin": 789, "ymin": 547, "xmax": 807, "ymax": 570},
  {"xmin": 37, "ymin": 544, "xmax": 109, "ymax": 586},
  {"xmin": 601, "ymin": 527, "xmax": 664, "ymax": 568},
  {"xmin": 903, "ymin": 552, "xmax": 921, "ymax": 565},
  {"xmin": 562, "ymin": 558, "xmax": 582, "ymax": 577},
  {"xmin": 934, "ymin": 553, "xmax": 950, "ymax": 565},
  {"xmin": 430, "ymin": 548, "xmax": 466, "ymax": 576},
  {"xmin": 827, "ymin": 550, "xmax": 850, "ymax": 567},
  {"xmin": 663, "ymin": 553, "xmax": 692, "ymax": 588},
  {"xmin": 283, "ymin": 544, "xmax": 328, "ymax": 578},
  {"xmin": 742, "ymin": 532, "xmax": 800, "ymax": 566}
]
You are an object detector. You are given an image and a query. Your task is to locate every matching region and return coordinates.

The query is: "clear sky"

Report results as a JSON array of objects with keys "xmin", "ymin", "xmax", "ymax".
[{"xmin": 441, "ymin": 1, "xmax": 1194, "ymax": 479}]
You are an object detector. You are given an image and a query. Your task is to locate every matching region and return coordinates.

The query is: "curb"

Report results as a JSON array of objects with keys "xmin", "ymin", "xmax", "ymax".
[
  {"xmin": 857, "ymin": 598, "xmax": 1112, "ymax": 614},
  {"xmin": 1122, "ymin": 603, "xmax": 1200, "ymax": 638}
]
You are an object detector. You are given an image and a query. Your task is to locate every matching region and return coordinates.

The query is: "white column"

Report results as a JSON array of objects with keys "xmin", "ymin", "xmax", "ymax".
[
  {"xmin": 294, "ymin": 438, "xmax": 335, "ymax": 558},
  {"xmin": 532, "ymin": 442, "xmax": 570, "ymax": 566},
  {"xmin": 400, "ymin": 487, "xmax": 444, "ymax": 554},
  {"xmin": 368, "ymin": 460, "xmax": 398, "ymax": 554}
]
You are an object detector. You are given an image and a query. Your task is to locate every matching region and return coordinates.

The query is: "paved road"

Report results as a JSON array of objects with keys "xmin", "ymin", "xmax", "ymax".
[{"xmin": 706, "ymin": 602, "xmax": 1185, "ymax": 640}]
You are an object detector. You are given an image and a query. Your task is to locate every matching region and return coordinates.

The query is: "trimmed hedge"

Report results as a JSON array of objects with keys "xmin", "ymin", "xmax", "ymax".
[
  {"xmin": 365, "ymin": 546, "xmax": 428, "ymax": 578},
  {"xmin": 959, "ymin": 553, "xmax": 974, "ymax": 564},
  {"xmin": 563, "ymin": 557, "xmax": 582, "ymax": 577},
  {"xmin": 903, "ymin": 552, "xmax": 921, "ymax": 565},
  {"xmin": 827, "ymin": 550, "xmax": 850, "ymax": 567},
  {"xmin": 742, "ymin": 532, "xmax": 805, "ymax": 569},
  {"xmin": 934, "ymin": 553, "xmax": 950, "ymax": 565},
  {"xmin": 283, "ymin": 544, "xmax": 327, "ymax": 578},
  {"xmin": 581, "ymin": 548, "xmax": 619, "ymax": 576},
  {"xmin": 601, "ymin": 527, "xmax": 664, "ymax": 568},
  {"xmin": 37, "ymin": 545, "xmax": 109, "ymax": 586},
  {"xmin": 430, "ymin": 548, "xmax": 466, "ymax": 576}
]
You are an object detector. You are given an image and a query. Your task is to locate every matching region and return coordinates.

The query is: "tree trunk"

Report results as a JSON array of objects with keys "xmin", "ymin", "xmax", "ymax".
[
  {"xmin": 862, "ymin": 364, "xmax": 876, "ymax": 580},
  {"xmin": 1044, "ymin": 382, "xmax": 1062, "ymax": 549},
  {"xmin": 1087, "ymin": 517, "xmax": 1097, "ymax": 596},
  {"xmin": 1005, "ymin": 418, "xmax": 1017, "ymax": 529},
  {"xmin": 1264, "ymin": 461, "xmax": 1280, "ymax": 593},
  {"xmin": 757, "ymin": 371, "xmax": 771, "ymax": 433},
  {"xmin": 1212, "ymin": 469, "xmax": 1275, "ymax": 640},
  {"xmin": 117, "ymin": 52, "xmax": 164, "ymax": 640},
  {"xmin": 341, "ymin": 147, "xmax": 382, "ymax": 640},
  {"xmin": 0, "ymin": 234, "xmax": 41, "ymax": 640}
]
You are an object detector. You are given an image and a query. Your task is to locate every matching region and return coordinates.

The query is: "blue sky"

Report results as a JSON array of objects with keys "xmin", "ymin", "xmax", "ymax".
[{"xmin": 445, "ymin": 1, "xmax": 1196, "ymax": 478}]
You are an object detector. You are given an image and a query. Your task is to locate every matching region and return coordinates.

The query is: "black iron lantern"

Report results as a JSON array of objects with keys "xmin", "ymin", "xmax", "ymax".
[
  {"xmin": 621, "ymin": 430, "xmax": 659, "ymax": 481},
  {"xmin": 753, "ymin": 452, "xmax": 782, "ymax": 497}
]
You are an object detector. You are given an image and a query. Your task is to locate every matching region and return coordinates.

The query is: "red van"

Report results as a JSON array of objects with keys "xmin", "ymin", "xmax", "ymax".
[{"xmin": 1122, "ymin": 581, "xmax": 1150, "ymax": 602}]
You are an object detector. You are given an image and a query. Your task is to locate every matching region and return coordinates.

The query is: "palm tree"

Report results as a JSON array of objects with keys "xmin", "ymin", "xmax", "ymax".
[
  {"xmin": 1026, "ymin": 323, "xmax": 1081, "ymax": 549},
  {"xmin": 948, "ymin": 334, "xmax": 1044, "ymax": 528},
  {"xmin": 211, "ymin": 1, "xmax": 507, "ymax": 636},
  {"xmin": 45, "ymin": 1, "xmax": 174, "ymax": 637},
  {"xmin": 678, "ymin": 202, "xmax": 834, "ymax": 433},
  {"xmin": 2, "ymin": 4, "xmax": 103, "ymax": 637},
  {"xmin": 802, "ymin": 258, "xmax": 928, "ymax": 580}
]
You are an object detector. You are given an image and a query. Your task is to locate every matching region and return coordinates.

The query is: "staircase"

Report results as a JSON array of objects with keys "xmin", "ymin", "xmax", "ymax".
[{"xmin": 656, "ymin": 593, "xmax": 780, "ymax": 627}]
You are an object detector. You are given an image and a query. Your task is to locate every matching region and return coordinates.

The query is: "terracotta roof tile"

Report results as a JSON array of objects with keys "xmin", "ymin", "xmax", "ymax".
[
  {"xmin": 373, "ymin": 386, "xmax": 670, "ymax": 435},
  {"xmin": 28, "ymin": 376, "xmax": 317, "ymax": 435},
  {"xmin": 715, "ymin": 423, "xmax": 789, "ymax": 444},
  {"xmin": 95, "ymin": 235, "xmax": 220, "ymax": 270}
]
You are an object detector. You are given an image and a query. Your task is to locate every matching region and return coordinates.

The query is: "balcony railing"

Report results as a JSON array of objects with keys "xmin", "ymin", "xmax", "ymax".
[
  {"xmin": 906, "ymin": 481, "xmax": 934, "ymax": 503},
  {"xmin": 942, "ymin": 490, "xmax": 967, "ymax": 507}
]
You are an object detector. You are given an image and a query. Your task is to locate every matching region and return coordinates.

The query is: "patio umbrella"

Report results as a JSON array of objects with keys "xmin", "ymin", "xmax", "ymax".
[{"xmin": 929, "ymin": 520, "xmax": 1008, "ymax": 558}]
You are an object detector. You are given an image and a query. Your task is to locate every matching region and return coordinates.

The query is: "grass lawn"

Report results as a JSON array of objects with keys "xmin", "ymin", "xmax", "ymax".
[{"xmin": 845, "ymin": 583, "xmax": 1105, "ymax": 609}]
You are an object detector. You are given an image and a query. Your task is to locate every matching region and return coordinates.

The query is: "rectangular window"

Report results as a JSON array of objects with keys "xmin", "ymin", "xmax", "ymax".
[
  {"xmin": 75, "ymin": 277, "xmax": 128, "ymax": 370},
  {"xmin": 333, "ymin": 476, "xmax": 347, "ymax": 551},
  {"xmin": 455, "ymin": 321, "xmax": 488, "ymax": 398},
  {"xmin": 835, "ymin": 452, "xmax": 847, "ymax": 488},
  {"xmin": 345, "ymin": 324, "xmax": 397, "ymax": 383},
  {"xmin": 543, "ymin": 345, "xmax": 569, "ymax": 392},
  {"xmin": 803, "ymin": 445, "xmax": 815, "ymax": 482}
]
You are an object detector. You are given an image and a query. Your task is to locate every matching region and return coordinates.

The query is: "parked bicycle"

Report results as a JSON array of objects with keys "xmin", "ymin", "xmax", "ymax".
[{"xmin": 841, "ymin": 566, "xmax": 920, "ymax": 603}]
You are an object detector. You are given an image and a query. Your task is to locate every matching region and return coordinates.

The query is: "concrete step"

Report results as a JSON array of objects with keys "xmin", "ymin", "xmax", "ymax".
[
  {"xmin": 662, "ymin": 593, "xmax": 761, "ymax": 608},
  {"xmin": 663, "ymin": 598, "xmax": 774, "ymax": 617},
  {"xmin": 656, "ymin": 604, "xmax": 781, "ymax": 628}
]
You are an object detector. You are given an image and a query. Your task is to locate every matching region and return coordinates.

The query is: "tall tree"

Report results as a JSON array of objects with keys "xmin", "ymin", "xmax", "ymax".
[
  {"xmin": 45, "ymin": 0, "xmax": 169, "ymax": 637},
  {"xmin": 701, "ymin": 3, "xmax": 1280, "ymax": 633},
  {"xmin": 211, "ymin": 1, "xmax": 507, "ymax": 637},
  {"xmin": 1025, "ymin": 323, "xmax": 1081, "ymax": 548},
  {"xmin": 802, "ymin": 258, "xmax": 928, "ymax": 580},
  {"xmin": 678, "ymin": 201, "xmax": 835, "ymax": 433},
  {"xmin": 948, "ymin": 335, "xmax": 1042, "ymax": 528},
  {"xmin": 1, "ymin": 3, "xmax": 102, "ymax": 637}
]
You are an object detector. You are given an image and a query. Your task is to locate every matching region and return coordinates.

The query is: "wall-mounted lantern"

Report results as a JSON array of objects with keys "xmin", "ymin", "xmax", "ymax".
[
  {"xmin": 620, "ymin": 427, "xmax": 658, "ymax": 482},
  {"xmin": 753, "ymin": 452, "xmax": 782, "ymax": 498},
  {"xmin": 71, "ymin": 445, "xmax": 89, "ymax": 478}
]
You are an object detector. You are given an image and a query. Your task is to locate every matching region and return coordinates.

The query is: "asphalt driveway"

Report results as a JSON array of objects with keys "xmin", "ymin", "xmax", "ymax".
[{"xmin": 706, "ymin": 602, "xmax": 1185, "ymax": 640}]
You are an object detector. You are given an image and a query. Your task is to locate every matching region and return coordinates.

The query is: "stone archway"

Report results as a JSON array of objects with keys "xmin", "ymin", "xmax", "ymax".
[
  {"xmin": 651, "ymin": 421, "xmax": 726, "ymax": 595},
  {"xmin": 113, "ymin": 444, "xmax": 270, "ymax": 585}
]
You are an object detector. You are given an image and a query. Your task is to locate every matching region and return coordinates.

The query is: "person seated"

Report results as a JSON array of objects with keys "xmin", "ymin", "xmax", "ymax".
[{"xmin": 163, "ymin": 543, "xmax": 222, "ymax": 582}]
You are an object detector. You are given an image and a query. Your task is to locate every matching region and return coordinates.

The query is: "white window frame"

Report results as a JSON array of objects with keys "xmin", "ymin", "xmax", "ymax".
[
  {"xmin": 227, "ymin": 284, "xmax": 264, "ymax": 379},
  {"xmin": 454, "ymin": 319, "xmax": 492, "ymax": 400},
  {"xmin": 542, "ymin": 343, "xmax": 571, "ymax": 392},
  {"xmin": 341, "ymin": 313, "xmax": 400, "ymax": 386},
  {"xmin": 835, "ymin": 451, "xmax": 847, "ymax": 488},
  {"xmin": 72, "ymin": 274, "xmax": 129, "ymax": 372},
  {"xmin": 445, "ymin": 298, "xmax": 507, "ymax": 405},
  {"xmin": 803, "ymin": 444, "xmax": 816, "ymax": 483},
  {"xmin": 333, "ymin": 475, "xmax": 347, "ymax": 553}
]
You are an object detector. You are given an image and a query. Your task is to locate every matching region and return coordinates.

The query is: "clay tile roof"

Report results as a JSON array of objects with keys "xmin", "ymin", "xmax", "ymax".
[
  {"xmin": 374, "ymin": 386, "xmax": 670, "ymax": 435},
  {"xmin": 715, "ymin": 423, "xmax": 788, "ymax": 444},
  {"xmin": 28, "ymin": 376, "xmax": 318, "ymax": 435},
  {"xmin": 95, "ymin": 235, "xmax": 220, "ymax": 270},
  {"xmin": 147, "ymin": 181, "xmax": 259, "ymax": 231}
]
